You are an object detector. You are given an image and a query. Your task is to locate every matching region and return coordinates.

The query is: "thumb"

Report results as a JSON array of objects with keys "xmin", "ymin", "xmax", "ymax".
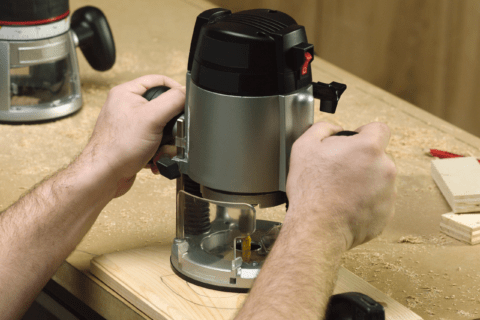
[{"xmin": 145, "ymin": 86, "xmax": 186, "ymax": 130}]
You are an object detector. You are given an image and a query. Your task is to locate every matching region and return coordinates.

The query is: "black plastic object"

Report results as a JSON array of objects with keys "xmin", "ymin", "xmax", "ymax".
[
  {"xmin": 0, "ymin": 0, "xmax": 69, "ymax": 24},
  {"xmin": 333, "ymin": 130, "xmax": 358, "ymax": 137},
  {"xmin": 71, "ymin": 6, "xmax": 116, "ymax": 71},
  {"xmin": 312, "ymin": 81, "xmax": 347, "ymax": 114},
  {"xmin": 142, "ymin": 86, "xmax": 184, "ymax": 180},
  {"xmin": 325, "ymin": 292, "xmax": 385, "ymax": 320},
  {"xmin": 156, "ymin": 157, "xmax": 181, "ymax": 180},
  {"xmin": 188, "ymin": 8, "xmax": 315, "ymax": 96},
  {"xmin": 183, "ymin": 174, "xmax": 211, "ymax": 235}
]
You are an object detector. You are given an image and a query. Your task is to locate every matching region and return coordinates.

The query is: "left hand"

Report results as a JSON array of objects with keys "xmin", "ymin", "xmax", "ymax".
[{"xmin": 82, "ymin": 75, "xmax": 185, "ymax": 197}]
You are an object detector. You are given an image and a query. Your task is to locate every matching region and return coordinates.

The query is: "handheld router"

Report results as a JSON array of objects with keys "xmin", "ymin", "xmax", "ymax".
[{"xmin": 144, "ymin": 8, "xmax": 352, "ymax": 293}]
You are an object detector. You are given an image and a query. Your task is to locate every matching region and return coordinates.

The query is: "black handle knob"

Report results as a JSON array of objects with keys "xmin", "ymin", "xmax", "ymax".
[
  {"xmin": 333, "ymin": 130, "xmax": 358, "ymax": 137},
  {"xmin": 142, "ymin": 86, "xmax": 184, "ymax": 180},
  {"xmin": 71, "ymin": 6, "xmax": 116, "ymax": 71},
  {"xmin": 142, "ymin": 86, "xmax": 185, "ymax": 147},
  {"xmin": 325, "ymin": 292, "xmax": 385, "ymax": 320}
]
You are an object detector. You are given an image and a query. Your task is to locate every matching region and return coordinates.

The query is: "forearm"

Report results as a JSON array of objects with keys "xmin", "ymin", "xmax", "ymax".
[
  {"xmin": 235, "ymin": 206, "xmax": 347, "ymax": 320},
  {"xmin": 0, "ymin": 147, "xmax": 117, "ymax": 319}
]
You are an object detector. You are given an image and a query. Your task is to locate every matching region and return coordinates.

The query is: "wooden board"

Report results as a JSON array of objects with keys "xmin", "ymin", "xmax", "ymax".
[
  {"xmin": 90, "ymin": 245, "xmax": 422, "ymax": 320},
  {"xmin": 431, "ymin": 157, "xmax": 480, "ymax": 213},
  {"xmin": 440, "ymin": 212, "xmax": 480, "ymax": 245}
]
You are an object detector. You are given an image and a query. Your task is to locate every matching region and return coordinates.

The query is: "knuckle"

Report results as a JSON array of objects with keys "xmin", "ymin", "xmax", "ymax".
[
  {"xmin": 373, "ymin": 121, "xmax": 391, "ymax": 134},
  {"xmin": 291, "ymin": 139, "xmax": 302, "ymax": 154},
  {"xmin": 108, "ymin": 85, "xmax": 122, "ymax": 96},
  {"xmin": 385, "ymin": 157, "xmax": 397, "ymax": 180},
  {"xmin": 362, "ymin": 136, "xmax": 383, "ymax": 155}
]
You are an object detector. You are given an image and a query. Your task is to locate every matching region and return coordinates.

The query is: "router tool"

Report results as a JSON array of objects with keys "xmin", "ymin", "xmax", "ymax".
[
  {"xmin": 144, "ymin": 8, "xmax": 352, "ymax": 292},
  {"xmin": 0, "ymin": 0, "xmax": 115, "ymax": 122}
]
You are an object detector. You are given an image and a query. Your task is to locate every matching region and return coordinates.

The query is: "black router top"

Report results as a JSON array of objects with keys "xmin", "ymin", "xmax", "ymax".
[{"xmin": 188, "ymin": 8, "xmax": 315, "ymax": 96}]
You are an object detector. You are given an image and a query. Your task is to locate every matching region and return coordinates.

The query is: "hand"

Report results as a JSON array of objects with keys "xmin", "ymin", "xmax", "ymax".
[
  {"xmin": 82, "ymin": 75, "xmax": 185, "ymax": 197},
  {"xmin": 286, "ymin": 121, "xmax": 397, "ymax": 250}
]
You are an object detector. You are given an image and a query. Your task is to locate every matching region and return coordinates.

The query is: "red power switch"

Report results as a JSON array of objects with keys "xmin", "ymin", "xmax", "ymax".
[{"xmin": 302, "ymin": 52, "xmax": 313, "ymax": 75}]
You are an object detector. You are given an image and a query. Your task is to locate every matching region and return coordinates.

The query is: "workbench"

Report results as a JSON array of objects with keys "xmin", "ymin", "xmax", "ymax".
[{"xmin": 1, "ymin": 0, "xmax": 480, "ymax": 319}]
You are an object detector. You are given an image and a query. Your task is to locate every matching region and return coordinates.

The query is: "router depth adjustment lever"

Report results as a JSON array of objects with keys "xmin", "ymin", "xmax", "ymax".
[{"xmin": 312, "ymin": 81, "xmax": 347, "ymax": 114}]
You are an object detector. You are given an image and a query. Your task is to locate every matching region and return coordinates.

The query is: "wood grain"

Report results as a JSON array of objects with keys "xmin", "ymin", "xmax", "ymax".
[
  {"xmin": 90, "ymin": 245, "xmax": 422, "ymax": 320},
  {"xmin": 440, "ymin": 212, "xmax": 480, "ymax": 245}
]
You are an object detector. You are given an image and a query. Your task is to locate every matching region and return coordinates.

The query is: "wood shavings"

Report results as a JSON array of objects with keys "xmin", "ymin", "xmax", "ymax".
[
  {"xmin": 406, "ymin": 295, "xmax": 422, "ymax": 308},
  {"xmin": 398, "ymin": 235, "xmax": 425, "ymax": 244},
  {"xmin": 456, "ymin": 310, "xmax": 475, "ymax": 317}
]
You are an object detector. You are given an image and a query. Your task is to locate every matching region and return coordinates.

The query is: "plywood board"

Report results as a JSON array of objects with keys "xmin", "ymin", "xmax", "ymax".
[
  {"xmin": 431, "ymin": 157, "xmax": 480, "ymax": 213},
  {"xmin": 440, "ymin": 212, "xmax": 480, "ymax": 245},
  {"xmin": 90, "ymin": 245, "xmax": 422, "ymax": 320}
]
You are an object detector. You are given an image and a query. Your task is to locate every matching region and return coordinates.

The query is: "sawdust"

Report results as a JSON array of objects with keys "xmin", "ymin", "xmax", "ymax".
[
  {"xmin": 406, "ymin": 295, "xmax": 422, "ymax": 308},
  {"xmin": 341, "ymin": 231, "xmax": 480, "ymax": 319},
  {"xmin": 397, "ymin": 234, "xmax": 453, "ymax": 246},
  {"xmin": 10, "ymin": 96, "xmax": 41, "ymax": 106},
  {"xmin": 398, "ymin": 235, "xmax": 425, "ymax": 244},
  {"xmin": 456, "ymin": 310, "xmax": 475, "ymax": 317}
]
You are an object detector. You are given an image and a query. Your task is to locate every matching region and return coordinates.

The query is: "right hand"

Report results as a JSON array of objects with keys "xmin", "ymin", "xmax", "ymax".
[{"xmin": 286, "ymin": 121, "xmax": 397, "ymax": 250}]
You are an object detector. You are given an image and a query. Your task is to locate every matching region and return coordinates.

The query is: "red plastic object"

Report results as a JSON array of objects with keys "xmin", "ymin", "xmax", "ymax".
[
  {"xmin": 430, "ymin": 149, "xmax": 480, "ymax": 163},
  {"xmin": 302, "ymin": 52, "xmax": 313, "ymax": 75}
]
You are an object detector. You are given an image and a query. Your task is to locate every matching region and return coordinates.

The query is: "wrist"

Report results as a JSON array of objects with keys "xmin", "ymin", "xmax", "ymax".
[
  {"xmin": 72, "ymin": 145, "xmax": 119, "ymax": 201},
  {"xmin": 285, "ymin": 202, "xmax": 350, "ymax": 253}
]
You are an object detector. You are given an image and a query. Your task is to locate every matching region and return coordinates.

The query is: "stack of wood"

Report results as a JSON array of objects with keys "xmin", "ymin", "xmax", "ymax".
[{"xmin": 431, "ymin": 157, "xmax": 480, "ymax": 244}]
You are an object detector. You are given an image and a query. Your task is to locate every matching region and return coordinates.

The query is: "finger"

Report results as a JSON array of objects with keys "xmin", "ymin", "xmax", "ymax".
[
  {"xmin": 305, "ymin": 121, "xmax": 344, "ymax": 141},
  {"xmin": 147, "ymin": 145, "xmax": 177, "ymax": 175},
  {"xmin": 144, "ymin": 86, "xmax": 186, "ymax": 128},
  {"xmin": 142, "ymin": 163, "xmax": 160, "ymax": 175},
  {"xmin": 152, "ymin": 145, "xmax": 177, "ymax": 163},
  {"xmin": 355, "ymin": 122, "xmax": 391, "ymax": 151},
  {"xmin": 151, "ymin": 164, "xmax": 160, "ymax": 175},
  {"xmin": 386, "ymin": 151, "xmax": 396, "ymax": 166},
  {"xmin": 119, "ymin": 74, "xmax": 183, "ymax": 96},
  {"xmin": 159, "ymin": 145, "xmax": 177, "ymax": 158}
]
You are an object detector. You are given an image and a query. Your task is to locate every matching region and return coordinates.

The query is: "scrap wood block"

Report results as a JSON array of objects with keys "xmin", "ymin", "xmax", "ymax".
[
  {"xmin": 431, "ymin": 157, "xmax": 480, "ymax": 213},
  {"xmin": 440, "ymin": 212, "xmax": 480, "ymax": 245},
  {"xmin": 90, "ymin": 244, "xmax": 423, "ymax": 320}
]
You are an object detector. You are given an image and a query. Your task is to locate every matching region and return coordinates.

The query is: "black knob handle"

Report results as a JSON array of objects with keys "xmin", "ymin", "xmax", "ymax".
[
  {"xmin": 333, "ymin": 130, "xmax": 358, "ymax": 137},
  {"xmin": 325, "ymin": 292, "xmax": 385, "ymax": 320},
  {"xmin": 312, "ymin": 81, "xmax": 347, "ymax": 114},
  {"xmin": 71, "ymin": 6, "xmax": 116, "ymax": 71},
  {"xmin": 142, "ymin": 86, "xmax": 184, "ymax": 180},
  {"xmin": 142, "ymin": 86, "xmax": 185, "ymax": 147}
]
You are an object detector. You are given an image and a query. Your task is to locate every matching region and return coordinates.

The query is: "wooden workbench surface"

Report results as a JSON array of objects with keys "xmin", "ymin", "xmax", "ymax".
[{"xmin": 1, "ymin": 0, "xmax": 480, "ymax": 319}]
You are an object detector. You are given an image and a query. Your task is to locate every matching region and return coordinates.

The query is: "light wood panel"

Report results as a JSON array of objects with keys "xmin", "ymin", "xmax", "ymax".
[
  {"xmin": 209, "ymin": 0, "xmax": 480, "ymax": 138},
  {"xmin": 90, "ymin": 244, "xmax": 423, "ymax": 320},
  {"xmin": 441, "ymin": 212, "xmax": 480, "ymax": 245},
  {"xmin": 431, "ymin": 157, "xmax": 480, "ymax": 213}
]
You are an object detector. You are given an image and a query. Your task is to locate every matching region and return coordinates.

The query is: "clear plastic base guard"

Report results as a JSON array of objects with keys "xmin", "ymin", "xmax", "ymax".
[{"xmin": 171, "ymin": 190, "xmax": 282, "ymax": 291}]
